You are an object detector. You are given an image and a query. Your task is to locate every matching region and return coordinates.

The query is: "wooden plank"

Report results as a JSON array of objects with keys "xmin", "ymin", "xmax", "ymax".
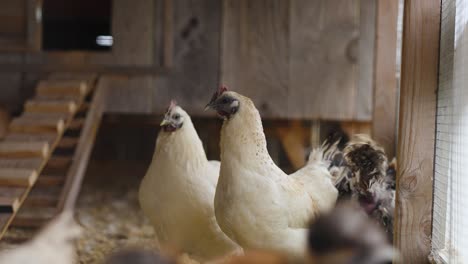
[
  {"xmin": 0, "ymin": 141, "xmax": 49, "ymax": 158},
  {"xmin": 153, "ymin": 0, "xmax": 221, "ymax": 116},
  {"xmin": 0, "ymin": 197, "xmax": 20, "ymax": 213},
  {"xmin": 4, "ymin": 133, "xmax": 57, "ymax": 145},
  {"xmin": 340, "ymin": 121, "xmax": 372, "ymax": 137},
  {"xmin": 372, "ymin": 0, "xmax": 399, "ymax": 158},
  {"xmin": 35, "ymin": 175, "xmax": 65, "ymax": 187},
  {"xmin": 23, "ymin": 195, "xmax": 57, "ymax": 207},
  {"xmin": 221, "ymin": 0, "xmax": 289, "ymax": 118},
  {"xmin": 358, "ymin": 0, "xmax": 376, "ymax": 121},
  {"xmin": 0, "ymin": 158, "xmax": 43, "ymax": 170},
  {"xmin": 9, "ymin": 115, "xmax": 65, "ymax": 134},
  {"xmin": 57, "ymin": 82, "xmax": 109, "ymax": 211},
  {"xmin": 289, "ymin": 0, "xmax": 362, "ymax": 120},
  {"xmin": 275, "ymin": 121, "xmax": 308, "ymax": 170},
  {"xmin": 394, "ymin": 0, "xmax": 441, "ymax": 262},
  {"xmin": 36, "ymin": 80, "xmax": 89, "ymax": 97},
  {"xmin": 11, "ymin": 215, "xmax": 51, "ymax": 228},
  {"xmin": 0, "ymin": 169, "xmax": 37, "ymax": 187},
  {"xmin": 57, "ymin": 137, "xmax": 79, "ymax": 149},
  {"xmin": 24, "ymin": 99, "xmax": 77, "ymax": 114},
  {"xmin": 68, "ymin": 118, "xmax": 85, "ymax": 131}
]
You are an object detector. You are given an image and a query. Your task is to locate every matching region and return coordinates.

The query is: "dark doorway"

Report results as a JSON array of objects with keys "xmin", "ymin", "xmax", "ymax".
[{"xmin": 42, "ymin": 0, "xmax": 112, "ymax": 51}]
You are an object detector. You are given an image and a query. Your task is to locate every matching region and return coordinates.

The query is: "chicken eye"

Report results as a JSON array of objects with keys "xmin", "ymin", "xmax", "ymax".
[
  {"xmin": 173, "ymin": 114, "xmax": 180, "ymax": 120},
  {"xmin": 222, "ymin": 97, "xmax": 229, "ymax": 104}
]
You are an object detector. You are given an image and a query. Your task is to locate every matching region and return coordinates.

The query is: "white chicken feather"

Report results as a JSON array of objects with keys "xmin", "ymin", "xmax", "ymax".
[
  {"xmin": 139, "ymin": 102, "xmax": 239, "ymax": 261},
  {"xmin": 206, "ymin": 87, "xmax": 338, "ymax": 257},
  {"xmin": 0, "ymin": 211, "xmax": 82, "ymax": 264}
]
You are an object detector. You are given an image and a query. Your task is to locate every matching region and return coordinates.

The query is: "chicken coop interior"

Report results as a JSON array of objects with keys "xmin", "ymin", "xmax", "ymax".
[{"xmin": 0, "ymin": 0, "xmax": 464, "ymax": 263}]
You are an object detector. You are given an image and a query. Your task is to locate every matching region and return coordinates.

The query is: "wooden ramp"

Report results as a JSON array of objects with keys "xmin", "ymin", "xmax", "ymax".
[{"xmin": 0, "ymin": 73, "xmax": 107, "ymax": 240}]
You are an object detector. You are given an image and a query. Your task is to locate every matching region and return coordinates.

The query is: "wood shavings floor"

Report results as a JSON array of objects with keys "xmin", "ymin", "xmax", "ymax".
[{"xmin": 74, "ymin": 160, "xmax": 159, "ymax": 263}]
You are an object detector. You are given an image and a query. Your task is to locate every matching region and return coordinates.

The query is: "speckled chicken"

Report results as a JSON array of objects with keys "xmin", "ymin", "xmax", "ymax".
[
  {"xmin": 205, "ymin": 86, "xmax": 338, "ymax": 257},
  {"xmin": 0, "ymin": 211, "xmax": 82, "ymax": 264},
  {"xmin": 138, "ymin": 101, "xmax": 239, "ymax": 261},
  {"xmin": 332, "ymin": 134, "xmax": 396, "ymax": 238}
]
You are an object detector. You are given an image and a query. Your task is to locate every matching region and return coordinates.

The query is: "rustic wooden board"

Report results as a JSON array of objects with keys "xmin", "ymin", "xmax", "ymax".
[
  {"xmin": 0, "ymin": 168, "xmax": 37, "ymax": 187},
  {"xmin": 221, "ymin": 0, "xmax": 289, "ymax": 118},
  {"xmin": 394, "ymin": 0, "xmax": 441, "ymax": 262},
  {"xmin": 35, "ymin": 174, "xmax": 65, "ymax": 187},
  {"xmin": 221, "ymin": 0, "xmax": 365, "ymax": 120},
  {"xmin": 0, "ymin": 141, "xmax": 49, "ymax": 158},
  {"xmin": 24, "ymin": 99, "xmax": 77, "ymax": 114},
  {"xmin": 0, "ymin": 158, "xmax": 43, "ymax": 170},
  {"xmin": 9, "ymin": 115, "xmax": 65, "ymax": 134},
  {"xmin": 289, "ymin": 0, "xmax": 360, "ymax": 120},
  {"xmin": 0, "ymin": 197, "xmax": 20, "ymax": 213},
  {"xmin": 4, "ymin": 133, "xmax": 57, "ymax": 146},
  {"xmin": 152, "ymin": 0, "xmax": 221, "ymax": 116},
  {"xmin": 37, "ymin": 80, "xmax": 89, "ymax": 97},
  {"xmin": 372, "ymin": 0, "xmax": 399, "ymax": 158}
]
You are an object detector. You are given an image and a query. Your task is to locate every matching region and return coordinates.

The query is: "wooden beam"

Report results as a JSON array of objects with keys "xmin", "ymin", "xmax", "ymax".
[
  {"xmin": 57, "ymin": 82, "xmax": 109, "ymax": 211},
  {"xmin": 0, "ymin": 142, "xmax": 49, "ymax": 158},
  {"xmin": 372, "ymin": 0, "xmax": 399, "ymax": 158},
  {"xmin": 394, "ymin": 0, "xmax": 441, "ymax": 262},
  {"xmin": 0, "ymin": 169, "xmax": 38, "ymax": 187},
  {"xmin": 0, "ymin": 197, "xmax": 20, "ymax": 213},
  {"xmin": 276, "ymin": 120, "xmax": 309, "ymax": 170},
  {"xmin": 24, "ymin": 99, "xmax": 78, "ymax": 114},
  {"xmin": 37, "ymin": 80, "xmax": 89, "ymax": 97},
  {"xmin": 9, "ymin": 115, "xmax": 65, "ymax": 134}
]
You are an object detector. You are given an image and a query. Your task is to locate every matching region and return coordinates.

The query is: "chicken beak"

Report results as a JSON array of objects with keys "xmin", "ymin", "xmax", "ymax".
[
  {"xmin": 204, "ymin": 102, "xmax": 215, "ymax": 111},
  {"xmin": 160, "ymin": 119, "xmax": 171, "ymax": 127}
]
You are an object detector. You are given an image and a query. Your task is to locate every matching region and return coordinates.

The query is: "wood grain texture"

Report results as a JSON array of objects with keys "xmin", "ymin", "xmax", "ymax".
[
  {"xmin": 221, "ymin": 0, "xmax": 364, "ymax": 120},
  {"xmin": 222, "ymin": 0, "xmax": 289, "ymax": 118},
  {"xmin": 372, "ymin": 0, "xmax": 399, "ymax": 158},
  {"xmin": 394, "ymin": 0, "xmax": 441, "ymax": 262},
  {"xmin": 57, "ymin": 80, "xmax": 109, "ymax": 211},
  {"xmin": 0, "ymin": 168, "xmax": 37, "ymax": 187},
  {"xmin": 153, "ymin": 0, "xmax": 222, "ymax": 116},
  {"xmin": 289, "ymin": 0, "xmax": 361, "ymax": 120}
]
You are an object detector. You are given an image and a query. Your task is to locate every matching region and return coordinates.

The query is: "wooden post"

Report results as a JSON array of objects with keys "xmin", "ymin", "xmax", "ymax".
[
  {"xmin": 372, "ymin": 0, "xmax": 399, "ymax": 158},
  {"xmin": 394, "ymin": 0, "xmax": 441, "ymax": 262}
]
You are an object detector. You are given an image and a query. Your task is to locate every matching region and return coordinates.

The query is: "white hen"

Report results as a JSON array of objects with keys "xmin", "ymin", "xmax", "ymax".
[
  {"xmin": 139, "ymin": 101, "xmax": 239, "ymax": 261},
  {"xmin": 0, "ymin": 211, "xmax": 82, "ymax": 264},
  {"xmin": 205, "ymin": 86, "xmax": 338, "ymax": 257}
]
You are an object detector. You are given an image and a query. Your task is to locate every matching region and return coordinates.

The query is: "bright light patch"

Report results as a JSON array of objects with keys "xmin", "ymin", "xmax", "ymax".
[{"xmin": 96, "ymin": 35, "xmax": 113, "ymax": 46}]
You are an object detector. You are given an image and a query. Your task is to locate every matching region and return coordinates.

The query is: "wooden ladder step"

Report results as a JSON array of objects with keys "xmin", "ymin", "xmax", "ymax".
[
  {"xmin": 0, "ymin": 169, "xmax": 38, "ymax": 187},
  {"xmin": 0, "ymin": 197, "xmax": 20, "ymax": 213},
  {"xmin": 11, "ymin": 208, "xmax": 56, "ymax": 228},
  {"xmin": 11, "ymin": 215, "xmax": 52, "ymax": 228},
  {"xmin": 37, "ymin": 80, "xmax": 89, "ymax": 97},
  {"xmin": 24, "ymin": 99, "xmax": 77, "ymax": 114},
  {"xmin": 0, "ymin": 158, "xmax": 43, "ymax": 170},
  {"xmin": 68, "ymin": 118, "xmax": 85, "ymax": 130},
  {"xmin": 57, "ymin": 137, "xmax": 79, "ymax": 149},
  {"xmin": 23, "ymin": 194, "xmax": 58, "ymax": 207},
  {"xmin": 35, "ymin": 175, "xmax": 65, "ymax": 187},
  {"xmin": 4, "ymin": 133, "xmax": 57, "ymax": 146},
  {"xmin": 9, "ymin": 116, "xmax": 65, "ymax": 134},
  {"xmin": 0, "ymin": 142, "xmax": 49, "ymax": 158}
]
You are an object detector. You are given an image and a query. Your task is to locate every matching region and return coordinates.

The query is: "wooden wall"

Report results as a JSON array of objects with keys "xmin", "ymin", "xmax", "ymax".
[
  {"xmin": 0, "ymin": 0, "xmax": 385, "ymax": 123},
  {"xmin": 221, "ymin": 0, "xmax": 367, "ymax": 120},
  {"xmin": 394, "ymin": 0, "xmax": 440, "ymax": 262}
]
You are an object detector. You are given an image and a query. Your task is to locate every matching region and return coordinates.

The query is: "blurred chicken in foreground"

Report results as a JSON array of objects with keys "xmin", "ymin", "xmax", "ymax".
[
  {"xmin": 0, "ymin": 211, "xmax": 82, "ymax": 264},
  {"xmin": 307, "ymin": 203, "xmax": 396, "ymax": 264},
  {"xmin": 222, "ymin": 203, "xmax": 396, "ymax": 264}
]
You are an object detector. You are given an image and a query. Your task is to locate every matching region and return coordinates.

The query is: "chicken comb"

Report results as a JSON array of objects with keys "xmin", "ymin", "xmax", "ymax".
[
  {"xmin": 166, "ymin": 100, "xmax": 177, "ymax": 112},
  {"xmin": 209, "ymin": 85, "xmax": 229, "ymax": 103}
]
